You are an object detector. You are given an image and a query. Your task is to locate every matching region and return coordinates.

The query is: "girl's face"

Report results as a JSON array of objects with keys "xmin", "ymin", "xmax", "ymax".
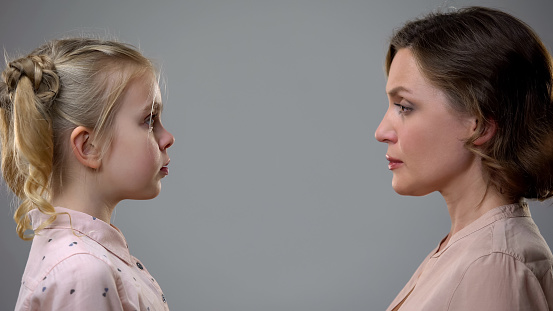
[
  {"xmin": 97, "ymin": 72, "xmax": 174, "ymax": 203},
  {"xmin": 375, "ymin": 48, "xmax": 476, "ymax": 197}
]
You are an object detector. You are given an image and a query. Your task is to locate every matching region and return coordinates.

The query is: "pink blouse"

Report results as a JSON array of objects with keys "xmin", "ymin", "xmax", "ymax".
[
  {"xmin": 387, "ymin": 203, "xmax": 553, "ymax": 311},
  {"xmin": 15, "ymin": 207, "xmax": 169, "ymax": 311}
]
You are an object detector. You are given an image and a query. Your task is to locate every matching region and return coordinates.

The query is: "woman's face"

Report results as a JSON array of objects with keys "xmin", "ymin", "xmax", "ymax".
[{"xmin": 375, "ymin": 48, "xmax": 477, "ymax": 196}]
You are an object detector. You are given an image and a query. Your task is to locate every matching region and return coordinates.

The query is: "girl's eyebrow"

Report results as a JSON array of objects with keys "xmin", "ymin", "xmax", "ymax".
[{"xmin": 142, "ymin": 100, "xmax": 162, "ymax": 114}]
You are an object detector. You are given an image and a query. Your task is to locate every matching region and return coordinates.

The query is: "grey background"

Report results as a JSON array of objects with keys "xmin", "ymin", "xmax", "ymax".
[{"xmin": 1, "ymin": 0, "xmax": 552, "ymax": 310}]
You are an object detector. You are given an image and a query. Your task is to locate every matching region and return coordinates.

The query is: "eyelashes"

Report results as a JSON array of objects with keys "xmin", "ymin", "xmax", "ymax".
[
  {"xmin": 145, "ymin": 113, "xmax": 159, "ymax": 130},
  {"xmin": 394, "ymin": 103, "xmax": 413, "ymax": 115}
]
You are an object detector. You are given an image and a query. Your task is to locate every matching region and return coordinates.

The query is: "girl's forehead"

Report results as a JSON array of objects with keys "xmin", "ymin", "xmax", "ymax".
[
  {"xmin": 149, "ymin": 79, "xmax": 163, "ymax": 112},
  {"xmin": 143, "ymin": 71, "xmax": 162, "ymax": 99},
  {"xmin": 137, "ymin": 72, "xmax": 162, "ymax": 104},
  {"xmin": 114, "ymin": 72, "xmax": 161, "ymax": 113}
]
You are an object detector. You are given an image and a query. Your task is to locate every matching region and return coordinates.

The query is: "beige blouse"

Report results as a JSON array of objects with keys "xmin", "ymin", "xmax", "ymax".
[{"xmin": 387, "ymin": 203, "xmax": 553, "ymax": 311}]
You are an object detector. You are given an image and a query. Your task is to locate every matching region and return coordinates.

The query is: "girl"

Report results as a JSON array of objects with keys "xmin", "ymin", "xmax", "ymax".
[
  {"xmin": 1, "ymin": 38, "xmax": 174, "ymax": 310},
  {"xmin": 375, "ymin": 7, "xmax": 553, "ymax": 310}
]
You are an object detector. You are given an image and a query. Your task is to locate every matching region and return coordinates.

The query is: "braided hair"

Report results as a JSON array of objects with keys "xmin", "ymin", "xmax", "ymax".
[{"xmin": 0, "ymin": 38, "xmax": 155, "ymax": 239}]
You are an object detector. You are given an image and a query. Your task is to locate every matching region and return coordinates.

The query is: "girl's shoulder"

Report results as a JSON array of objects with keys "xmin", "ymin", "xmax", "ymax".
[
  {"xmin": 16, "ymin": 248, "xmax": 126, "ymax": 311},
  {"xmin": 15, "ymin": 227, "xmax": 128, "ymax": 311},
  {"xmin": 21, "ymin": 228, "xmax": 117, "ymax": 292}
]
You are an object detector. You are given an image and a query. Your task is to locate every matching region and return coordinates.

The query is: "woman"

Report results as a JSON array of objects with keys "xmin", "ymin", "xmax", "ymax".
[{"xmin": 375, "ymin": 7, "xmax": 553, "ymax": 310}]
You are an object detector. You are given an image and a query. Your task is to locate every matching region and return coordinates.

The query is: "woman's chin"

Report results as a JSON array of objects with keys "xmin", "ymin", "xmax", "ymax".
[{"xmin": 392, "ymin": 180, "xmax": 430, "ymax": 197}]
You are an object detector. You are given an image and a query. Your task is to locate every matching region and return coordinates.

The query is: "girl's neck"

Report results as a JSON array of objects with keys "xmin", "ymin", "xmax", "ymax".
[
  {"xmin": 51, "ymin": 187, "xmax": 117, "ymax": 224},
  {"xmin": 51, "ymin": 161, "xmax": 120, "ymax": 224}
]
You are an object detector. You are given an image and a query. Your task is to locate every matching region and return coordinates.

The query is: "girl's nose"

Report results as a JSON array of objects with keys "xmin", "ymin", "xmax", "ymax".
[{"xmin": 159, "ymin": 126, "xmax": 175, "ymax": 150}]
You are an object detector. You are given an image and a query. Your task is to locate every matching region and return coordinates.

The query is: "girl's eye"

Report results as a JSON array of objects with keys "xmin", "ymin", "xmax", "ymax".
[
  {"xmin": 394, "ymin": 103, "xmax": 413, "ymax": 114},
  {"xmin": 145, "ymin": 114, "xmax": 158, "ymax": 128}
]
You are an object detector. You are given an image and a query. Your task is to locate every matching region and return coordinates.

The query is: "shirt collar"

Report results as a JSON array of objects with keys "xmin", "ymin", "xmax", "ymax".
[
  {"xmin": 28, "ymin": 206, "xmax": 133, "ymax": 265},
  {"xmin": 434, "ymin": 202, "xmax": 530, "ymax": 256}
]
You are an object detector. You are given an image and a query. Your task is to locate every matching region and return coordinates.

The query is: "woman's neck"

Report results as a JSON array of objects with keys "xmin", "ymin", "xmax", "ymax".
[{"xmin": 438, "ymin": 170, "xmax": 511, "ymax": 251}]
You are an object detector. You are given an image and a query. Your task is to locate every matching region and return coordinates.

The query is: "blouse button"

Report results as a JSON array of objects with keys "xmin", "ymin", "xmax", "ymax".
[{"xmin": 136, "ymin": 262, "xmax": 144, "ymax": 270}]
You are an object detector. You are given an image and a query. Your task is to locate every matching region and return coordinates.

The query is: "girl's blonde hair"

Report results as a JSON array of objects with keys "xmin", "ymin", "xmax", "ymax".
[{"xmin": 0, "ymin": 38, "xmax": 155, "ymax": 240}]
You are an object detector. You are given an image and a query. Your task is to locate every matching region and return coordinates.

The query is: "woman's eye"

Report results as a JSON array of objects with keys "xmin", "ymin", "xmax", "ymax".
[{"xmin": 394, "ymin": 103, "xmax": 412, "ymax": 114}]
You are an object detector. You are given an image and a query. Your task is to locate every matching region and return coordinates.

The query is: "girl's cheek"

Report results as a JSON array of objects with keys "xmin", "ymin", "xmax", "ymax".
[{"xmin": 147, "ymin": 139, "xmax": 160, "ymax": 156}]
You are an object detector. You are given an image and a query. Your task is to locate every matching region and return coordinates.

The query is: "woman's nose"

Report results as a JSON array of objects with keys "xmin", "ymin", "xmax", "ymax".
[{"xmin": 375, "ymin": 112, "xmax": 397, "ymax": 144}]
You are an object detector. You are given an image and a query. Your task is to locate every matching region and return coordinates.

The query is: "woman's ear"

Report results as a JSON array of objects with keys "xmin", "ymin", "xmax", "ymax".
[
  {"xmin": 473, "ymin": 119, "xmax": 497, "ymax": 146},
  {"xmin": 70, "ymin": 126, "xmax": 101, "ymax": 169}
]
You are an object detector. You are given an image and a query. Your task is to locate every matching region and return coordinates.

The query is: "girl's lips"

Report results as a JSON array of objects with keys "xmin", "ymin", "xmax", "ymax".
[
  {"xmin": 160, "ymin": 160, "xmax": 170, "ymax": 176},
  {"xmin": 386, "ymin": 155, "xmax": 403, "ymax": 170}
]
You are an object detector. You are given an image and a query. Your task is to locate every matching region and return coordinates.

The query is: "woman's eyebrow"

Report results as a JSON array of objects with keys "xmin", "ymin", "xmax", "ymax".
[{"xmin": 387, "ymin": 86, "xmax": 412, "ymax": 97}]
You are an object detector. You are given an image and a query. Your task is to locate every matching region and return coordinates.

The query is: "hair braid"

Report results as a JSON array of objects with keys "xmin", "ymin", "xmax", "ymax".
[
  {"xmin": 1, "ymin": 55, "xmax": 60, "ymax": 239},
  {"xmin": 1, "ymin": 38, "xmax": 155, "ymax": 240}
]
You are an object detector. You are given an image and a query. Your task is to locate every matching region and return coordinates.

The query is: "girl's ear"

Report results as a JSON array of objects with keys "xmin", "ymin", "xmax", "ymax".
[
  {"xmin": 472, "ymin": 119, "xmax": 497, "ymax": 146},
  {"xmin": 70, "ymin": 126, "xmax": 101, "ymax": 169}
]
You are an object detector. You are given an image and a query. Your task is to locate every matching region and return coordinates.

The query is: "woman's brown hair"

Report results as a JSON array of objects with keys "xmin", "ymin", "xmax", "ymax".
[{"xmin": 386, "ymin": 6, "xmax": 553, "ymax": 202}]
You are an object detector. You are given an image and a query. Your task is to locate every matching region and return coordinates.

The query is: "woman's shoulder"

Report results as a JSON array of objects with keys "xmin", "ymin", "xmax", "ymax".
[
  {"xmin": 432, "ymin": 214, "xmax": 553, "ymax": 309},
  {"xmin": 489, "ymin": 214, "xmax": 553, "ymax": 277},
  {"xmin": 443, "ymin": 206, "xmax": 552, "ymax": 280}
]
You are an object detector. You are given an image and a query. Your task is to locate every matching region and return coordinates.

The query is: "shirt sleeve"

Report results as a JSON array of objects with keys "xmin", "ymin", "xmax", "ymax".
[
  {"xmin": 540, "ymin": 267, "xmax": 553, "ymax": 310},
  {"xmin": 28, "ymin": 253, "xmax": 124, "ymax": 311},
  {"xmin": 448, "ymin": 252, "xmax": 550, "ymax": 311}
]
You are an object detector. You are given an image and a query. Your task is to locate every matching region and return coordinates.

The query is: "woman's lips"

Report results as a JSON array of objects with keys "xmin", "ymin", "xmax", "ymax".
[{"xmin": 386, "ymin": 155, "xmax": 403, "ymax": 170}]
